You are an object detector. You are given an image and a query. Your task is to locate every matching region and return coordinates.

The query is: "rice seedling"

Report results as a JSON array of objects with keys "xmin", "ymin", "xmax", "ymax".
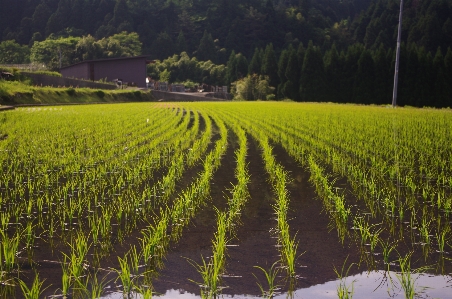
[
  {"xmin": 253, "ymin": 262, "xmax": 281, "ymax": 299},
  {"xmin": 334, "ymin": 258, "xmax": 355, "ymax": 299},
  {"xmin": 115, "ymin": 248, "xmax": 140, "ymax": 298},
  {"xmin": 393, "ymin": 253, "xmax": 430, "ymax": 299},
  {"xmin": 436, "ymin": 226, "xmax": 449, "ymax": 253},
  {"xmin": 86, "ymin": 271, "xmax": 111, "ymax": 299},
  {"xmin": 17, "ymin": 273, "xmax": 48, "ymax": 299},
  {"xmin": 59, "ymin": 255, "xmax": 71, "ymax": 298},
  {"xmin": 1, "ymin": 102, "xmax": 451, "ymax": 297},
  {"xmin": 0, "ymin": 230, "xmax": 20, "ymax": 274}
]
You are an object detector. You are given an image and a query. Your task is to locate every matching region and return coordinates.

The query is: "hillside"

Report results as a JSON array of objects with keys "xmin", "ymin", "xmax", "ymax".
[{"xmin": 1, "ymin": 0, "xmax": 452, "ymax": 107}]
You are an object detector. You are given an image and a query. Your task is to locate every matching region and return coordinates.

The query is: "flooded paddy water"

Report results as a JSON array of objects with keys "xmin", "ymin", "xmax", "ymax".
[{"xmin": 1, "ymin": 103, "xmax": 451, "ymax": 299}]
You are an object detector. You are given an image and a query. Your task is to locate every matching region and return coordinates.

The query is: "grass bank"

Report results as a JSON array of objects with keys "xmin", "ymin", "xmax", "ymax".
[{"xmin": 0, "ymin": 69, "xmax": 154, "ymax": 106}]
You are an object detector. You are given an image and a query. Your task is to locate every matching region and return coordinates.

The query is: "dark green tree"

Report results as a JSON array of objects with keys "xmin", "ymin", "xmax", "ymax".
[
  {"xmin": 324, "ymin": 43, "xmax": 341, "ymax": 102},
  {"xmin": 284, "ymin": 45, "xmax": 301, "ymax": 101},
  {"xmin": 150, "ymin": 31, "xmax": 175, "ymax": 60},
  {"xmin": 248, "ymin": 47, "xmax": 263, "ymax": 75},
  {"xmin": 196, "ymin": 30, "xmax": 217, "ymax": 62},
  {"xmin": 0, "ymin": 40, "xmax": 30, "ymax": 63},
  {"xmin": 32, "ymin": 2, "xmax": 52, "ymax": 35},
  {"xmin": 300, "ymin": 40, "xmax": 326, "ymax": 102},
  {"xmin": 235, "ymin": 53, "xmax": 249, "ymax": 80},
  {"xmin": 226, "ymin": 50, "xmax": 237, "ymax": 85},
  {"xmin": 353, "ymin": 48, "xmax": 375, "ymax": 104},
  {"xmin": 444, "ymin": 47, "xmax": 452, "ymax": 106},
  {"xmin": 261, "ymin": 43, "xmax": 279, "ymax": 91},
  {"xmin": 372, "ymin": 43, "xmax": 391, "ymax": 105},
  {"xmin": 277, "ymin": 48, "xmax": 290, "ymax": 99},
  {"xmin": 176, "ymin": 30, "xmax": 187, "ymax": 53},
  {"xmin": 416, "ymin": 47, "xmax": 435, "ymax": 107},
  {"xmin": 342, "ymin": 43, "xmax": 365, "ymax": 102},
  {"xmin": 432, "ymin": 47, "xmax": 449, "ymax": 107}
]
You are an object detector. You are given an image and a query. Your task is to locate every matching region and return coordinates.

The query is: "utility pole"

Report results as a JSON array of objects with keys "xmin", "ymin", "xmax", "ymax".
[{"xmin": 392, "ymin": 0, "xmax": 404, "ymax": 108}]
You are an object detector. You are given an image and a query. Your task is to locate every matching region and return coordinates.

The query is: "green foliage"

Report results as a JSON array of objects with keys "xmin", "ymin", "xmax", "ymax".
[
  {"xmin": 149, "ymin": 52, "xmax": 226, "ymax": 86},
  {"xmin": 248, "ymin": 48, "xmax": 263, "ymax": 75},
  {"xmin": 2, "ymin": 0, "xmax": 452, "ymax": 107},
  {"xmin": 196, "ymin": 30, "xmax": 217, "ymax": 62},
  {"xmin": 29, "ymin": 32, "xmax": 141, "ymax": 70},
  {"xmin": 33, "ymin": 70, "xmax": 62, "ymax": 77},
  {"xmin": 94, "ymin": 90, "xmax": 105, "ymax": 98},
  {"xmin": 30, "ymin": 36, "xmax": 81, "ymax": 70},
  {"xmin": 66, "ymin": 87, "xmax": 76, "ymax": 96},
  {"xmin": 261, "ymin": 44, "xmax": 279, "ymax": 90},
  {"xmin": 0, "ymin": 40, "xmax": 30, "ymax": 64},
  {"xmin": 159, "ymin": 69, "xmax": 171, "ymax": 82},
  {"xmin": 231, "ymin": 74, "xmax": 274, "ymax": 101},
  {"xmin": 300, "ymin": 41, "xmax": 326, "ymax": 101}
]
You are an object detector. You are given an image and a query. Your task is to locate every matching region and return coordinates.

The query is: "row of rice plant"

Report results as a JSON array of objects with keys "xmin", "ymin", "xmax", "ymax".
[
  {"xmin": 188, "ymin": 110, "xmax": 251, "ymax": 298},
  {"xmin": 186, "ymin": 102, "xmax": 451, "ymax": 298},
  {"xmin": 219, "ymin": 103, "xmax": 451, "ymax": 263},
  {"xmin": 0, "ymin": 104, "xmax": 213, "ymax": 297}
]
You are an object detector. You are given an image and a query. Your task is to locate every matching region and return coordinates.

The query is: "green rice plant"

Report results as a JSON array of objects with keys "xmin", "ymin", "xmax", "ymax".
[
  {"xmin": 136, "ymin": 285, "xmax": 153, "ymax": 299},
  {"xmin": 60, "ymin": 255, "xmax": 71, "ymax": 297},
  {"xmin": 17, "ymin": 273, "xmax": 48, "ymax": 299},
  {"xmin": 188, "ymin": 210, "xmax": 228, "ymax": 299},
  {"xmin": 380, "ymin": 240, "xmax": 397, "ymax": 272},
  {"xmin": 116, "ymin": 255, "xmax": 134, "ymax": 297},
  {"xmin": 334, "ymin": 258, "xmax": 355, "ymax": 299},
  {"xmin": 368, "ymin": 226, "xmax": 383, "ymax": 253},
  {"xmin": 187, "ymin": 256, "xmax": 219, "ymax": 299},
  {"xmin": 59, "ymin": 231, "xmax": 90, "ymax": 295},
  {"xmin": 253, "ymin": 262, "xmax": 281, "ymax": 299},
  {"xmin": 393, "ymin": 253, "xmax": 428, "ymax": 299},
  {"xmin": 115, "ymin": 246, "xmax": 141, "ymax": 298},
  {"xmin": 436, "ymin": 226, "xmax": 449, "ymax": 253},
  {"xmin": 0, "ymin": 230, "xmax": 20, "ymax": 274},
  {"xmin": 419, "ymin": 217, "xmax": 431, "ymax": 247}
]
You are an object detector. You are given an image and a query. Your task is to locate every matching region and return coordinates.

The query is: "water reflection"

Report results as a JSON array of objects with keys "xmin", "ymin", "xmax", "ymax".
[{"xmin": 100, "ymin": 271, "xmax": 451, "ymax": 299}]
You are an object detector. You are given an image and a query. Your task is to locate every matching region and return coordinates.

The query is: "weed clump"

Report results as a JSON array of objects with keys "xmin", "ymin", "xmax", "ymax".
[{"xmin": 66, "ymin": 87, "xmax": 76, "ymax": 96}]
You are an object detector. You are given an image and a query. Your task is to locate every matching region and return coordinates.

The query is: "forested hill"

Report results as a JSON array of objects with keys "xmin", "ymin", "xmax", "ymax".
[
  {"xmin": 1, "ymin": 0, "xmax": 452, "ymax": 107},
  {"xmin": 1, "ymin": 0, "xmax": 374, "ymax": 59}
]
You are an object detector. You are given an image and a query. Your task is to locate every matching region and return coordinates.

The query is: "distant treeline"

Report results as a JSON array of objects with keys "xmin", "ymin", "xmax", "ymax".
[
  {"xmin": 1, "ymin": 0, "xmax": 452, "ymax": 107},
  {"xmin": 1, "ymin": 0, "xmax": 452, "ymax": 63},
  {"xmin": 151, "ymin": 41, "xmax": 452, "ymax": 107}
]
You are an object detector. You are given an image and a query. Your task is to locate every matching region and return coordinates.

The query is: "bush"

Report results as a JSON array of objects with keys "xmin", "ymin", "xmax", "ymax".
[
  {"xmin": 231, "ymin": 74, "xmax": 275, "ymax": 101},
  {"xmin": 33, "ymin": 70, "xmax": 62, "ymax": 77},
  {"xmin": 133, "ymin": 90, "xmax": 142, "ymax": 99},
  {"xmin": 66, "ymin": 87, "xmax": 76, "ymax": 96},
  {"xmin": 95, "ymin": 90, "xmax": 105, "ymax": 98}
]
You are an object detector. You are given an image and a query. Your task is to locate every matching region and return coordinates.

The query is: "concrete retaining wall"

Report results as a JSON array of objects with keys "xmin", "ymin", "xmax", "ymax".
[
  {"xmin": 23, "ymin": 72, "xmax": 117, "ymax": 90},
  {"xmin": 152, "ymin": 90, "xmax": 232, "ymax": 101},
  {"xmin": 0, "ymin": 106, "xmax": 15, "ymax": 111}
]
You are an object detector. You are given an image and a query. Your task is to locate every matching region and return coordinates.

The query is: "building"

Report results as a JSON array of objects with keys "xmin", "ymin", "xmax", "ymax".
[{"xmin": 59, "ymin": 56, "xmax": 153, "ymax": 88}]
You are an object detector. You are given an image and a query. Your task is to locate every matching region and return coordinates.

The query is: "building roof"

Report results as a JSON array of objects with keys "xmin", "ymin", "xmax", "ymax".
[{"xmin": 59, "ymin": 55, "xmax": 153, "ymax": 70}]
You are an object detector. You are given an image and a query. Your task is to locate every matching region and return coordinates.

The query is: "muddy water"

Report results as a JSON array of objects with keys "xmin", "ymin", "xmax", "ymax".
[
  {"xmin": 151, "ymin": 124, "xmax": 238, "ymax": 294},
  {"xmin": 148, "ymin": 134, "xmax": 363, "ymax": 297}
]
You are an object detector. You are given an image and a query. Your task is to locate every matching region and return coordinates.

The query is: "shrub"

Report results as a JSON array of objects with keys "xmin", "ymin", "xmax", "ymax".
[
  {"xmin": 231, "ymin": 74, "xmax": 275, "ymax": 101},
  {"xmin": 33, "ymin": 71, "xmax": 62, "ymax": 77},
  {"xmin": 66, "ymin": 87, "xmax": 76, "ymax": 96},
  {"xmin": 95, "ymin": 90, "xmax": 105, "ymax": 98}
]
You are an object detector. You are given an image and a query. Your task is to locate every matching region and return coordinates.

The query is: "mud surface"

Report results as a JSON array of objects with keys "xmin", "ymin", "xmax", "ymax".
[{"xmin": 149, "ymin": 134, "xmax": 363, "ymax": 296}]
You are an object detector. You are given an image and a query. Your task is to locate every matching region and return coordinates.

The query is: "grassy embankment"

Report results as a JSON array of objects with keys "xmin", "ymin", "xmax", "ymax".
[{"xmin": 0, "ymin": 68, "xmax": 154, "ymax": 106}]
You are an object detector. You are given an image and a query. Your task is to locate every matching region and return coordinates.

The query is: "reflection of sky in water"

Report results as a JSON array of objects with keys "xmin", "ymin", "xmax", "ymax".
[{"xmin": 100, "ymin": 271, "xmax": 452, "ymax": 299}]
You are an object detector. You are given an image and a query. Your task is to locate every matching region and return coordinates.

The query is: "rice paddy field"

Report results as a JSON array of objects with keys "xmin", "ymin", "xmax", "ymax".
[{"xmin": 0, "ymin": 102, "xmax": 451, "ymax": 299}]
